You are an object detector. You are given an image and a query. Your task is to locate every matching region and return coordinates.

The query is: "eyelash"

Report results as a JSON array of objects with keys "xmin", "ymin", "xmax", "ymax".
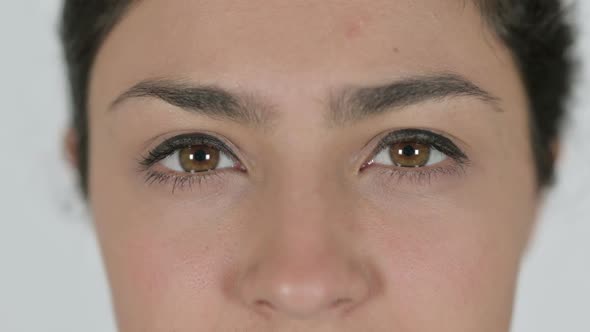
[
  {"xmin": 138, "ymin": 129, "xmax": 469, "ymax": 191},
  {"xmin": 138, "ymin": 134, "xmax": 242, "ymax": 193},
  {"xmin": 363, "ymin": 129, "xmax": 470, "ymax": 184},
  {"xmin": 368, "ymin": 159, "xmax": 468, "ymax": 186},
  {"xmin": 372, "ymin": 129, "xmax": 467, "ymax": 163}
]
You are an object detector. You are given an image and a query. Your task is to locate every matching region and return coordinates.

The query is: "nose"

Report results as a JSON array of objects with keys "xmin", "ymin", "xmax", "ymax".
[
  {"xmin": 233, "ymin": 193, "xmax": 377, "ymax": 320},
  {"xmin": 238, "ymin": 245, "xmax": 373, "ymax": 320}
]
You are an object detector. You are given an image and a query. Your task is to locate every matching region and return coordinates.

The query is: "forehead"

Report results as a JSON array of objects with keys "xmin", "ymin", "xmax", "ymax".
[{"xmin": 90, "ymin": 0, "xmax": 521, "ymax": 112}]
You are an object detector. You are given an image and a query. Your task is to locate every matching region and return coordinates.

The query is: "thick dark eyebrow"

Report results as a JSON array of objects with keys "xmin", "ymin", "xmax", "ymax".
[
  {"xmin": 110, "ymin": 79, "xmax": 271, "ymax": 126},
  {"xmin": 330, "ymin": 73, "xmax": 502, "ymax": 126},
  {"xmin": 111, "ymin": 74, "xmax": 500, "ymax": 128}
]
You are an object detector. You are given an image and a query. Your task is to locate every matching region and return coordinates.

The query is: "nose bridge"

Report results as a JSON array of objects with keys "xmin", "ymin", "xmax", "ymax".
[
  {"xmin": 233, "ymin": 159, "xmax": 376, "ymax": 321},
  {"xmin": 262, "ymin": 180, "xmax": 351, "ymax": 273},
  {"xmin": 264, "ymin": 156, "xmax": 353, "ymax": 248},
  {"xmin": 258, "ymin": 155, "xmax": 357, "ymax": 277},
  {"xmin": 267, "ymin": 137, "xmax": 349, "ymax": 215}
]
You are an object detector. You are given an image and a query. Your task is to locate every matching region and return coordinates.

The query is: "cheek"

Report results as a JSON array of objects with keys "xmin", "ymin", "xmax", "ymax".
[
  {"xmin": 89, "ymin": 162, "xmax": 245, "ymax": 328},
  {"xmin": 91, "ymin": 199, "xmax": 239, "ymax": 328},
  {"xmin": 87, "ymin": 118, "xmax": 256, "ymax": 327},
  {"xmin": 359, "ymin": 173, "xmax": 536, "ymax": 329}
]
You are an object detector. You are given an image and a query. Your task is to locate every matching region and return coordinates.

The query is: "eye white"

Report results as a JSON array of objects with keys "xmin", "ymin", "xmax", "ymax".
[
  {"xmin": 160, "ymin": 149, "xmax": 234, "ymax": 173},
  {"xmin": 372, "ymin": 145, "xmax": 448, "ymax": 167}
]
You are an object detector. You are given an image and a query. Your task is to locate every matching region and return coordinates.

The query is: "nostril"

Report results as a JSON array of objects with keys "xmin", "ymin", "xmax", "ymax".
[
  {"xmin": 331, "ymin": 298, "xmax": 352, "ymax": 308},
  {"xmin": 252, "ymin": 299, "xmax": 277, "ymax": 318},
  {"xmin": 234, "ymin": 240, "xmax": 379, "ymax": 320},
  {"xmin": 254, "ymin": 299, "xmax": 274, "ymax": 309},
  {"xmin": 330, "ymin": 297, "xmax": 357, "ymax": 314}
]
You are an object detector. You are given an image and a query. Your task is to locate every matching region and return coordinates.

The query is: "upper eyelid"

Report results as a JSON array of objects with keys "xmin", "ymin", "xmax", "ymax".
[
  {"xmin": 371, "ymin": 129, "xmax": 468, "ymax": 160},
  {"xmin": 141, "ymin": 128, "xmax": 466, "ymax": 170},
  {"xmin": 141, "ymin": 133, "xmax": 242, "ymax": 168},
  {"xmin": 378, "ymin": 129, "xmax": 449, "ymax": 145},
  {"xmin": 373, "ymin": 130, "xmax": 434, "ymax": 152},
  {"xmin": 158, "ymin": 134, "xmax": 234, "ymax": 154}
]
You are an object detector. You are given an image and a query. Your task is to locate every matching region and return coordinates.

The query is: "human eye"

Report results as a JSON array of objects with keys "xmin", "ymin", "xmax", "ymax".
[
  {"xmin": 361, "ymin": 129, "xmax": 469, "ymax": 182},
  {"xmin": 138, "ymin": 133, "xmax": 245, "ymax": 192}
]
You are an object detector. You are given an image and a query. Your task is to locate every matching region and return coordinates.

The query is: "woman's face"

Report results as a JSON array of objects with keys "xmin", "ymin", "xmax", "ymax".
[{"xmin": 87, "ymin": 0, "xmax": 538, "ymax": 330}]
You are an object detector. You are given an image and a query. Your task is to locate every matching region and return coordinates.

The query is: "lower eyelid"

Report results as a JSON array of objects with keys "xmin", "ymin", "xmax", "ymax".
[
  {"xmin": 368, "ymin": 162, "xmax": 468, "ymax": 186},
  {"xmin": 143, "ymin": 169, "xmax": 223, "ymax": 193}
]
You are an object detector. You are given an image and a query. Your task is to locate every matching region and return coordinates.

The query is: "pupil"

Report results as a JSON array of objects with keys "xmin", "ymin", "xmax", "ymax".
[
  {"xmin": 402, "ymin": 145, "xmax": 416, "ymax": 157},
  {"xmin": 194, "ymin": 150, "xmax": 208, "ymax": 162}
]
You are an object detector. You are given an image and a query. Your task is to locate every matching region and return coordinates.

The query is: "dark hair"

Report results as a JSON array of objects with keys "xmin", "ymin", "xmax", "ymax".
[{"xmin": 61, "ymin": 0, "xmax": 575, "ymax": 195}]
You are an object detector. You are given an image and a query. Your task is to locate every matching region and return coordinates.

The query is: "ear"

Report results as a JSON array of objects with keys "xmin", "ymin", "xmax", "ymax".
[{"xmin": 64, "ymin": 128, "xmax": 79, "ymax": 169}]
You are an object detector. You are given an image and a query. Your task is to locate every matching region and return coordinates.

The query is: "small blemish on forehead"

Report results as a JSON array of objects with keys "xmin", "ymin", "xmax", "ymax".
[
  {"xmin": 345, "ymin": 21, "xmax": 362, "ymax": 39},
  {"xmin": 343, "ymin": 14, "xmax": 369, "ymax": 40}
]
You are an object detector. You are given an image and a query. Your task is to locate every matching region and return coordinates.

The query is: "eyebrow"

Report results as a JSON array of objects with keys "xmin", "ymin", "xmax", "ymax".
[
  {"xmin": 330, "ymin": 73, "xmax": 502, "ymax": 126},
  {"xmin": 110, "ymin": 79, "xmax": 272, "ymax": 126},
  {"xmin": 110, "ymin": 73, "xmax": 501, "ymax": 127}
]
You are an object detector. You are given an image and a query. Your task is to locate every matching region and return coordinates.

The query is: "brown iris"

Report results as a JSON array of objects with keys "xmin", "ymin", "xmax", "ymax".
[
  {"xmin": 178, "ymin": 145, "xmax": 220, "ymax": 173},
  {"xmin": 389, "ymin": 142, "xmax": 431, "ymax": 167}
]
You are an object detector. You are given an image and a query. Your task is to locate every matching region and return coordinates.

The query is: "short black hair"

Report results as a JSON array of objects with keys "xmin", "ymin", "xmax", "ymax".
[{"xmin": 60, "ymin": 0, "xmax": 575, "ymax": 195}]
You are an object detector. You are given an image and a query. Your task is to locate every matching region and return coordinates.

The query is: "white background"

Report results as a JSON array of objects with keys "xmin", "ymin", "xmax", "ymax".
[{"xmin": 0, "ymin": 1, "xmax": 588, "ymax": 331}]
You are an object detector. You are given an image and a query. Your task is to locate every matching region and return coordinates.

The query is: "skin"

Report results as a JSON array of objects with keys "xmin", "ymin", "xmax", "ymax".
[{"xmin": 82, "ymin": 0, "xmax": 540, "ymax": 330}]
